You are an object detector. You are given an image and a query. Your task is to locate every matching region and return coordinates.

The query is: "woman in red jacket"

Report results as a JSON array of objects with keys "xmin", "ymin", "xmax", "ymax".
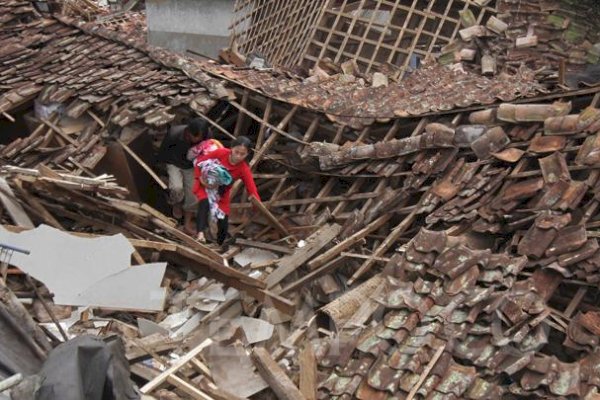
[{"xmin": 193, "ymin": 136, "xmax": 260, "ymax": 246}]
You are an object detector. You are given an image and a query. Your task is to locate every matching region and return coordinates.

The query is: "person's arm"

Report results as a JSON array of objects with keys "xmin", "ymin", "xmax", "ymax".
[
  {"xmin": 240, "ymin": 163, "xmax": 260, "ymax": 202},
  {"xmin": 195, "ymin": 147, "xmax": 229, "ymax": 164},
  {"xmin": 156, "ymin": 131, "xmax": 174, "ymax": 163}
]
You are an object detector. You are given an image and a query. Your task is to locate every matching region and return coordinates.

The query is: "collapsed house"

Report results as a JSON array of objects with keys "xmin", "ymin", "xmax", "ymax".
[{"xmin": 1, "ymin": 0, "xmax": 600, "ymax": 399}]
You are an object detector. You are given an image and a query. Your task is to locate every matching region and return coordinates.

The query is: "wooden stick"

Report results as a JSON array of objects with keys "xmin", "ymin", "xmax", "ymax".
[
  {"xmin": 140, "ymin": 338, "xmax": 213, "ymax": 394},
  {"xmin": 229, "ymin": 101, "xmax": 306, "ymax": 145},
  {"xmin": 25, "ymin": 274, "xmax": 69, "ymax": 342},
  {"xmin": 231, "ymin": 192, "xmax": 379, "ymax": 209},
  {"xmin": 0, "ymin": 373, "xmax": 23, "ymax": 393},
  {"xmin": 298, "ymin": 344, "xmax": 317, "ymax": 400},
  {"xmin": 250, "ymin": 195, "xmax": 291, "ymax": 238},
  {"xmin": 252, "ymin": 347, "xmax": 306, "ymax": 400},
  {"xmin": 307, "ymin": 214, "xmax": 391, "ymax": 270},
  {"xmin": 41, "ymin": 118, "xmax": 77, "ymax": 145},
  {"xmin": 348, "ymin": 208, "xmax": 418, "ymax": 285},
  {"xmin": 1, "ymin": 111, "xmax": 15, "ymax": 123},
  {"xmin": 86, "ymin": 110, "xmax": 106, "ymax": 127},
  {"xmin": 406, "ymin": 346, "xmax": 446, "ymax": 400},
  {"xmin": 117, "ymin": 139, "xmax": 168, "ymax": 190}
]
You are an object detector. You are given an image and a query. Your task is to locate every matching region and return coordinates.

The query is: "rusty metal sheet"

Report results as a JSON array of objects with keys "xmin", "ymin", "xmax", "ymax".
[
  {"xmin": 435, "ymin": 363, "xmax": 477, "ymax": 397},
  {"xmin": 566, "ymin": 316, "xmax": 600, "ymax": 349},
  {"xmin": 575, "ymin": 133, "xmax": 600, "ymax": 166},
  {"xmin": 518, "ymin": 224, "xmax": 558, "ymax": 259},
  {"xmin": 470, "ymin": 127, "xmax": 511, "ymax": 159},
  {"xmin": 502, "ymin": 178, "xmax": 545, "ymax": 202},
  {"xmin": 319, "ymin": 335, "xmax": 360, "ymax": 368},
  {"xmin": 433, "ymin": 245, "xmax": 489, "ymax": 279},
  {"xmin": 548, "ymin": 361, "xmax": 581, "ymax": 397},
  {"xmin": 492, "ymin": 147, "xmax": 525, "ymax": 162},
  {"xmin": 528, "ymin": 135, "xmax": 567, "ymax": 153},
  {"xmin": 546, "ymin": 225, "xmax": 587, "ymax": 257},
  {"xmin": 557, "ymin": 239, "xmax": 599, "ymax": 267},
  {"xmin": 338, "ymin": 356, "xmax": 376, "ymax": 378},
  {"xmin": 366, "ymin": 356, "xmax": 402, "ymax": 392},
  {"xmin": 535, "ymin": 180, "xmax": 571, "ymax": 209},
  {"xmin": 355, "ymin": 379, "xmax": 387, "ymax": 400},
  {"xmin": 579, "ymin": 311, "xmax": 600, "ymax": 336},
  {"xmin": 383, "ymin": 309, "xmax": 411, "ymax": 330},
  {"xmin": 556, "ymin": 181, "xmax": 587, "ymax": 210},
  {"xmin": 539, "ymin": 152, "xmax": 571, "ymax": 184},
  {"xmin": 444, "ymin": 265, "xmax": 480, "ymax": 295}
]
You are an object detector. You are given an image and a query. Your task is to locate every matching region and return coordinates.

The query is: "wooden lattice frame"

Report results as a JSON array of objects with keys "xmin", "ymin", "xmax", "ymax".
[
  {"xmin": 229, "ymin": 0, "xmax": 328, "ymax": 68},
  {"xmin": 301, "ymin": 0, "xmax": 498, "ymax": 77}
]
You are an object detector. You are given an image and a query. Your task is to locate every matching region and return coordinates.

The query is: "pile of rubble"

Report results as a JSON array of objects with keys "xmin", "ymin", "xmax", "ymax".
[{"xmin": 1, "ymin": 1, "xmax": 600, "ymax": 400}]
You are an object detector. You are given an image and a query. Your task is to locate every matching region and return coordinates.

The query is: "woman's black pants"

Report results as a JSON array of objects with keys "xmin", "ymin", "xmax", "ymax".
[{"xmin": 196, "ymin": 198, "xmax": 229, "ymax": 244}]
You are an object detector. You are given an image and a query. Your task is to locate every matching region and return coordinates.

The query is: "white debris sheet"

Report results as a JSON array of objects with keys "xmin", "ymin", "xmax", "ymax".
[{"xmin": 0, "ymin": 224, "xmax": 167, "ymax": 311}]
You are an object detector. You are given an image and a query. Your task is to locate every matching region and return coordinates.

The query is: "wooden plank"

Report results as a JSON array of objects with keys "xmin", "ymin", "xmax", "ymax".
[
  {"xmin": 348, "ymin": 208, "xmax": 418, "ymax": 285},
  {"xmin": 564, "ymin": 287, "xmax": 587, "ymax": 318},
  {"xmin": 151, "ymin": 217, "xmax": 223, "ymax": 262},
  {"xmin": 266, "ymin": 223, "xmax": 341, "ymax": 288},
  {"xmin": 229, "ymin": 101, "xmax": 305, "ymax": 145},
  {"xmin": 279, "ymin": 256, "xmax": 345, "ymax": 295},
  {"xmin": 252, "ymin": 347, "xmax": 306, "ymax": 400},
  {"xmin": 40, "ymin": 118, "xmax": 78, "ymax": 145},
  {"xmin": 140, "ymin": 338, "xmax": 213, "ymax": 394},
  {"xmin": 298, "ymin": 344, "xmax": 317, "ymax": 400},
  {"xmin": 117, "ymin": 139, "xmax": 168, "ymax": 190},
  {"xmin": 256, "ymin": 98, "xmax": 273, "ymax": 148},
  {"xmin": 0, "ymin": 177, "xmax": 34, "ymax": 228},
  {"xmin": 340, "ymin": 252, "xmax": 390, "ymax": 263},
  {"xmin": 250, "ymin": 195, "xmax": 290, "ymax": 238},
  {"xmin": 163, "ymin": 247, "xmax": 295, "ymax": 315},
  {"xmin": 231, "ymin": 192, "xmax": 379, "ymax": 209},
  {"xmin": 236, "ymin": 238, "xmax": 294, "ymax": 255},
  {"xmin": 166, "ymin": 374, "xmax": 215, "ymax": 400},
  {"xmin": 234, "ymin": 89, "xmax": 250, "ymax": 137},
  {"xmin": 307, "ymin": 214, "xmax": 391, "ymax": 270},
  {"xmin": 12, "ymin": 180, "xmax": 64, "ymax": 230}
]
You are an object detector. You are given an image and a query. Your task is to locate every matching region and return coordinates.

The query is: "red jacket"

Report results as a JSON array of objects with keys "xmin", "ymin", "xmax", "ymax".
[{"xmin": 193, "ymin": 148, "xmax": 260, "ymax": 215}]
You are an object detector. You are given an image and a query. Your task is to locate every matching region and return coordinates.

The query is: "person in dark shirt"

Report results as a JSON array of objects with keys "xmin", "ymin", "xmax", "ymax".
[{"xmin": 157, "ymin": 118, "xmax": 208, "ymax": 234}]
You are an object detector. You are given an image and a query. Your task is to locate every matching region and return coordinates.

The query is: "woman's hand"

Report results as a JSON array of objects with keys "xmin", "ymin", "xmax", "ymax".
[{"xmin": 200, "ymin": 176, "xmax": 218, "ymax": 190}]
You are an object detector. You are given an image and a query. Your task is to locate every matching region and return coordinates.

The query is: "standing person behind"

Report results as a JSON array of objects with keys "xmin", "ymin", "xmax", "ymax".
[
  {"xmin": 193, "ymin": 136, "xmax": 260, "ymax": 247},
  {"xmin": 157, "ymin": 118, "xmax": 209, "ymax": 235}
]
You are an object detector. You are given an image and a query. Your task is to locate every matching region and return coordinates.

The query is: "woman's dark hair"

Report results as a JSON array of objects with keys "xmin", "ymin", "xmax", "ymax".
[
  {"xmin": 230, "ymin": 135, "xmax": 253, "ymax": 150},
  {"xmin": 187, "ymin": 118, "xmax": 212, "ymax": 140}
]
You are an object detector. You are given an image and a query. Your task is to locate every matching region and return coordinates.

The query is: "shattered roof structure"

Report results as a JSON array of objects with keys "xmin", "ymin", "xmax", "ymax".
[
  {"xmin": 0, "ymin": 1, "xmax": 228, "ymax": 129},
  {"xmin": 316, "ymin": 229, "xmax": 600, "ymax": 399},
  {"xmin": 3, "ymin": 0, "xmax": 600, "ymax": 399},
  {"xmin": 230, "ymin": 0, "xmax": 600, "ymax": 81}
]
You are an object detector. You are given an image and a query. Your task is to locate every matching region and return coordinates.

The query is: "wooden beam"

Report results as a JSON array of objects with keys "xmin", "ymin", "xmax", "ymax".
[
  {"xmin": 235, "ymin": 238, "xmax": 294, "ymax": 255},
  {"xmin": 307, "ymin": 214, "xmax": 391, "ymax": 270},
  {"xmin": 163, "ymin": 247, "xmax": 295, "ymax": 315},
  {"xmin": 279, "ymin": 256, "xmax": 345, "ymax": 295},
  {"xmin": 231, "ymin": 192, "xmax": 379, "ymax": 209},
  {"xmin": 0, "ymin": 177, "xmax": 34, "ymax": 228},
  {"xmin": 40, "ymin": 118, "xmax": 77, "ymax": 145},
  {"xmin": 140, "ymin": 339, "xmax": 213, "ymax": 394},
  {"xmin": 229, "ymin": 101, "xmax": 306, "ymax": 145},
  {"xmin": 298, "ymin": 344, "xmax": 317, "ymax": 400},
  {"xmin": 348, "ymin": 208, "xmax": 418, "ymax": 285},
  {"xmin": 252, "ymin": 347, "xmax": 306, "ymax": 400},
  {"xmin": 117, "ymin": 139, "xmax": 168, "ymax": 190},
  {"xmin": 256, "ymin": 99, "xmax": 273, "ymax": 149},
  {"xmin": 234, "ymin": 89, "xmax": 250, "ymax": 137},
  {"xmin": 250, "ymin": 195, "xmax": 290, "ymax": 238},
  {"xmin": 266, "ymin": 223, "xmax": 341, "ymax": 289}
]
